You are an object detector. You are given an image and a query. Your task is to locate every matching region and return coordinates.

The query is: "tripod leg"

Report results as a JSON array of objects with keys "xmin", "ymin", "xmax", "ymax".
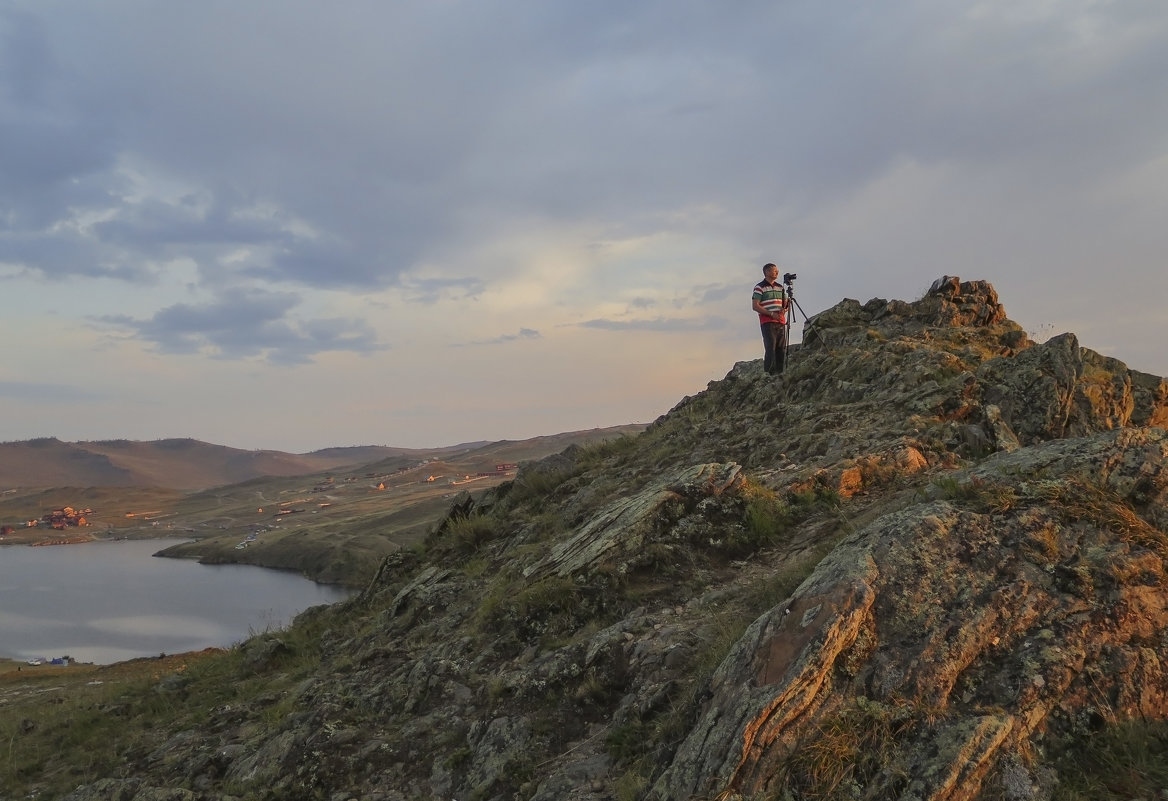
[{"xmin": 780, "ymin": 319, "xmax": 789, "ymax": 374}]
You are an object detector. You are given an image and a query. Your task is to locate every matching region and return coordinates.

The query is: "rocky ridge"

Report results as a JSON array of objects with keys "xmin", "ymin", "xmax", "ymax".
[{"xmin": 37, "ymin": 277, "xmax": 1168, "ymax": 801}]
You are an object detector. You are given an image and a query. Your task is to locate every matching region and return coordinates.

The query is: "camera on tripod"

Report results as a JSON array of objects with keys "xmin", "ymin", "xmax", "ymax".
[{"xmin": 783, "ymin": 272, "xmax": 797, "ymax": 285}]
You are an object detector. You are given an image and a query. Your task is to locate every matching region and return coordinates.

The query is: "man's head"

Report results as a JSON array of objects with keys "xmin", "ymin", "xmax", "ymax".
[{"xmin": 763, "ymin": 263, "xmax": 779, "ymax": 282}]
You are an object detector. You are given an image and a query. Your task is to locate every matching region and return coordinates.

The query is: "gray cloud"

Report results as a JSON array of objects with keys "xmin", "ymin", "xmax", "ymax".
[
  {"xmin": 91, "ymin": 196, "xmax": 284, "ymax": 251},
  {"xmin": 7, "ymin": 2, "xmax": 1168, "ymax": 301},
  {"xmin": 457, "ymin": 328, "xmax": 542, "ymax": 347},
  {"xmin": 0, "ymin": 228, "xmax": 155, "ymax": 281},
  {"xmin": 399, "ymin": 276, "xmax": 487, "ymax": 305},
  {"xmin": 97, "ymin": 289, "xmax": 383, "ymax": 365},
  {"xmin": 696, "ymin": 284, "xmax": 736, "ymax": 304},
  {"xmin": 578, "ymin": 316, "xmax": 728, "ymax": 332}
]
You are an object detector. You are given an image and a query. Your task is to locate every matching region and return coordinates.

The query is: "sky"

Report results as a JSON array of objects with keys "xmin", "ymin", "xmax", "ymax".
[{"xmin": 2, "ymin": 1, "xmax": 1166, "ymax": 453}]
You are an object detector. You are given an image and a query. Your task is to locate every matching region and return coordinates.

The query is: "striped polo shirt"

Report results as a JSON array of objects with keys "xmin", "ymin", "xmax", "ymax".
[{"xmin": 753, "ymin": 280, "xmax": 787, "ymax": 325}]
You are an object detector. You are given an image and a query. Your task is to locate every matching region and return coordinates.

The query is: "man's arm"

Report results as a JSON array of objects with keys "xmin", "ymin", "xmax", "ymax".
[{"xmin": 752, "ymin": 296, "xmax": 781, "ymax": 319}]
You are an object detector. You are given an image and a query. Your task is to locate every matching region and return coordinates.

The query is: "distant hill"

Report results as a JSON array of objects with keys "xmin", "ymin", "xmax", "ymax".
[{"xmin": 0, "ymin": 428, "xmax": 643, "ymax": 491}]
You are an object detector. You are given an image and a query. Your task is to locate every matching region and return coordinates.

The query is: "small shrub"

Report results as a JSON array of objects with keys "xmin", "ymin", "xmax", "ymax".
[
  {"xmin": 511, "ymin": 576, "xmax": 579, "ymax": 618},
  {"xmin": 508, "ymin": 467, "xmax": 576, "ymax": 508},
  {"xmin": 432, "ymin": 512, "xmax": 504, "ymax": 556},
  {"xmin": 613, "ymin": 767, "xmax": 649, "ymax": 801},
  {"xmin": 461, "ymin": 556, "xmax": 490, "ymax": 577},
  {"xmin": 443, "ymin": 746, "xmax": 472, "ymax": 770},
  {"xmin": 774, "ymin": 697, "xmax": 915, "ymax": 799},
  {"xmin": 577, "ymin": 434, "xmax": 639, "ymax": 468},
  {"xmin": 474, "ymin": 575, "xmax": 512, "ymax": 629},
  {"xmin": 476, "ymin": 575, "xmax": 613, "ymax": 644},
  {"xmin": 573, "ymin": 669, "xmax": 617, "ymax": 708},
  {"xmin": 931, "ymin": 475, "xmax": 964, "ymax": 498},
  {"xmin": 606, "ymin": 717, "xmax": 655, "ymax": 762},
  {"xmin": 726, "ymin": 482, "xmax": 794, "ymax": 554},
  {"xmin": 1021, "ymin": 522, "xmax": 1062, "ymax": 564},
  {"xmin": 622, "ymin": 542, "xmax": 687, "ymax": 580},
  {"xmin": 456, "ymin": 513, "xmax": 503, "ymax": 552},
  {"xmin": 931, "ymin": 475, "xmax": 1018, "ymax": 514},
  {"xmin": 527, "ymin": 510, "xmax": 569, "ymax": 542},
  {"xmin": 486, "ymin": 675, "xmax": 508, "ymax": 703},
  {"xmin": 789, "ymin": 485, "xmax": 842, "ymax": 511},
  {"xmin": 1037, "ymin": 480, "xmax": 1168, "ymax": 551},
  {"xmin": 729, "ymin": 481, "xmax": 841, "ymax": 556},
  {"xmin": 744, "ymin": 494, "xmax": 792, "ymax": 545}
]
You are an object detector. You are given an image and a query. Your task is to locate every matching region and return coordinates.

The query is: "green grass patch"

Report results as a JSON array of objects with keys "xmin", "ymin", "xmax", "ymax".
[
  {"xmin": 506, "ymin": 467, "xmax": 577, "ymax": 510},
  {"xmin": 744, "ymin": 491, "xmax": 793, "ymax": 547},
  {"xmin": 725, "ymin": 480, "xmax": 842, "ymax": 556},
  {"xmin": 576, "ymin": 434, "xmax": 640, "ymax": 469},
  {"xmin": 1049, "ymin": 719, "xmax": 1168, "ymax": 801},
  {"xmin": 444, "ymin": 512, "xmax": 505, "ymax": 555},
  {"xmin": 475, "ymin": 573, "xmax": 617, "ymax": 646},
  {"xmin": 0, "ymin": 613, "xmax": 333, "ymax": 800},
  {"xmin": 931, "ymin": 475, "xmax": 1018, "ymax": 514},
  {"xmin": 789, "ymin": 485, "xmax": 843, "ymax": 512}
]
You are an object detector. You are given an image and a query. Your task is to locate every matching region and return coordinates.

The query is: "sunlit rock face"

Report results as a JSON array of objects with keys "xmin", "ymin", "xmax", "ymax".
[{"xmin": 653, "ymin": 426, "xmax": 1168, "ymax": 801}]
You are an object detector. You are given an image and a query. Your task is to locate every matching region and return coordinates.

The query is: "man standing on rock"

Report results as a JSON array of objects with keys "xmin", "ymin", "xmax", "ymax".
[{"xmin": 752, "ymin": 262, "xmax": 790, "ymax": 375}]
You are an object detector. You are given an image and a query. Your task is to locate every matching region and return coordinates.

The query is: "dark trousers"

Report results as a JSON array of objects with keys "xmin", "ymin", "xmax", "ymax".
[{"xmin": 761, "ymin": 322, "xmax": 787, "ymax": 374}]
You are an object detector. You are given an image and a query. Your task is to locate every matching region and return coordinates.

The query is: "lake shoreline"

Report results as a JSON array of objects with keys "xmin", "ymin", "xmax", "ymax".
[
  {"xmin": 0, "ymin": 538, "xmax": 352, "ymax": 665},
  {"xmin": 1, "ymin": 530, "xmax": 357, "ymax": 589}
]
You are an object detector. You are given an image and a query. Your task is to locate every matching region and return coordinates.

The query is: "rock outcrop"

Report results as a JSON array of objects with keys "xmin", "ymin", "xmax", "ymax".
[
  {"xmin": 654, "ymin": 427, "xmax": 1168, "ymax": 801},
  {"xmin": 21, "ymin": 278, "xmax": 1168, "ymax": 801}
]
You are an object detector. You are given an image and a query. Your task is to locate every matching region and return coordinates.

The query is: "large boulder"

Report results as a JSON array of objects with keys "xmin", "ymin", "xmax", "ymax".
[
  {"xmin": 653, "ymin": 428, "xmax": 1168, "ymax": 801},
  {"xmin": 977, "ymin": 333, "xmax": 1168, "ymax": 445}
]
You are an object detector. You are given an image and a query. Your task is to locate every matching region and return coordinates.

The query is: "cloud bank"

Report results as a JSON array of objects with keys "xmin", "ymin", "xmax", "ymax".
[{"xmin": 1, "ymin": 1, "xmax": 1166, "ymax": 449}]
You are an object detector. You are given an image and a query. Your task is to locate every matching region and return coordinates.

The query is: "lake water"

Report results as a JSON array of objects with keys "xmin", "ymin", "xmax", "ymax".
[{"xmin": 0, "ymin": 539, "xmax": 353, "ymax": 664}]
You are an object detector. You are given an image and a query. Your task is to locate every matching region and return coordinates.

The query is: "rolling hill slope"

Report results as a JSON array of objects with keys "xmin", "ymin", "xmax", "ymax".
[{"xmin": 0, "ymin": 430, "xmax": 640, "ymax": 492}]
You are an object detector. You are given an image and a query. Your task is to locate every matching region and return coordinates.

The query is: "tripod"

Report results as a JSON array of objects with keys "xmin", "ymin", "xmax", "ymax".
[{"xmin": 782, "ymin": 277, "xmax": 808, "ymax": 370}]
